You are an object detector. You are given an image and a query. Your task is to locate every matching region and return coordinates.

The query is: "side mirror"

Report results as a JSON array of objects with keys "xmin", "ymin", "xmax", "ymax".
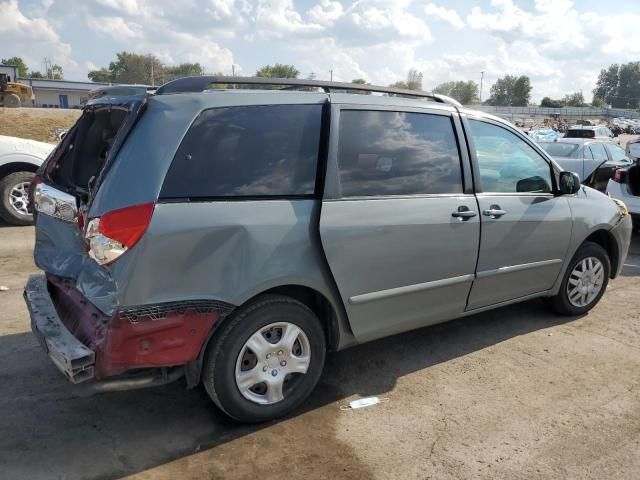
[{"xmin": 559, "ymin": 171, "xmax": 581, "ymax": 195}]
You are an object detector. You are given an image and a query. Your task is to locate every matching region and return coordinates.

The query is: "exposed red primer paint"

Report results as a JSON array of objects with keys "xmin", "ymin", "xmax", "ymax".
[{"xmin": 47, "ymin": 274, "xmax": 219, "ymax": 379}]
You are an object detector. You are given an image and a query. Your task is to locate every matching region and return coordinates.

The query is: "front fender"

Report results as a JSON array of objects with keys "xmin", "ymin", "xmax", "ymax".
[{"xmin": 550, "ymin": 186, "xmax": 630, "ymax": 293}]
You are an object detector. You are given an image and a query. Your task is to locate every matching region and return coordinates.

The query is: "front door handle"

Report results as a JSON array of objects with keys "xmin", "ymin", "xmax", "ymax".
[
  {"xmin": 452, "ymin": 206, "xmax": 477, "ymax": 220},
  {"xmin": 483, "ymin": 205, "xmax": 507, "ymax": 218}
]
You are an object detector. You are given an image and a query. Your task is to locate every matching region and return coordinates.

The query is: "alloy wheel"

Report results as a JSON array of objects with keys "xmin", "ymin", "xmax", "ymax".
[
  {"xmin": 9, "ymin": 181, "xmax": 31, "ymax": 217},
  {"xmin": 566, "ymin": 256, "xmax": 605, "ymax": 308}
]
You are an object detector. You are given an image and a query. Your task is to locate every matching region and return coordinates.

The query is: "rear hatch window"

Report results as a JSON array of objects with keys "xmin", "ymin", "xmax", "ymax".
[
  {"xmin": 540, "ymin": 142, "xmax": 580, "ymax": 157},
  {"xmin": 43, "ymin": 106, "xmax": 128, "ymax": 200},
  {"xmin": 565, "ymin": 129, "xmax": 595, "ymax": 139}
]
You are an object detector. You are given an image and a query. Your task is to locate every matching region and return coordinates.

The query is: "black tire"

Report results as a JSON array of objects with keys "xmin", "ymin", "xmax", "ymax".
[
  {"xmin": 4, "ymin": 93, "xmax": 22, "ymax": 108},
  {"xmin": 548, "ymin": 242, "xmax": 610, "ymax": 316},
  {"xmin": 202, "ymin": 294, "xmax": 326, "ymax": 423},
  {"xmin": 0, "ymin": 171, "xmax": 35, "ymax": 226}
]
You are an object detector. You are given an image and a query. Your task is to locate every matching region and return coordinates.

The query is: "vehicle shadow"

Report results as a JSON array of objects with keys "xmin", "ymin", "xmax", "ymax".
[{"xmin": 0, "ymin": 298, "xmax": 579, "ymax": 480}]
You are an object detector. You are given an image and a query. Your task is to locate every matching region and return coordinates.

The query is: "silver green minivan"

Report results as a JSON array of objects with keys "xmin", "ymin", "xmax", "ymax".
[{"xmin": 25, "ymin": 78, "xmax": 632, "ymax": 422}]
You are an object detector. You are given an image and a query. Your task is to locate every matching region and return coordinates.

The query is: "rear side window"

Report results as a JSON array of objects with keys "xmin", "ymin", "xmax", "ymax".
[
  {"xmin": 337, "ymin": 110, "xmax": 463, "ymax": 197},
  {"xmin": 589, "ymin": 143, "xmax": 607, "ymax": 161},
  {"xmin": 161, "ymin": 104, "xmax": 322, "ymax": 198}
]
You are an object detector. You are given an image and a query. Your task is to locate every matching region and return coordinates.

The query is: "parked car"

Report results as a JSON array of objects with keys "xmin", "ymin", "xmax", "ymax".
[
  {"xmin": 607, "ymin": 141, "xmax": 640, "ymax": 232},
  {"xmin": 0, "ymin": 135, "xmax": 54, "ymax": 225},
  {"xmin": 539, "ymin": 138, "xmax": 634, "ymax": 192},
  {"xmin": 24, "ymin": 78, "xmax": 632, "ymax": 423},
  {"xmin": 564, "ymin": 125, "xmax": 616, "ymax": 141}
]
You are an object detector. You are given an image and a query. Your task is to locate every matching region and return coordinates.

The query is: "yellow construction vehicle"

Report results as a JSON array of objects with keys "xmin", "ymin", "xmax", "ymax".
[{"xmin": 0, "ymin": 74, "xmax": 34, "ymax": 108}]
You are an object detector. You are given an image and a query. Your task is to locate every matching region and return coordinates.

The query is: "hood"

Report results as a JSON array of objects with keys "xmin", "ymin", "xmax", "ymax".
[
  {"xmin": 0, "ymin": 135, "xmax": 55, "ymax": 159},
  {"xmin": 551, "ymin": 155, "xmax": 605, "ymax": 182}
]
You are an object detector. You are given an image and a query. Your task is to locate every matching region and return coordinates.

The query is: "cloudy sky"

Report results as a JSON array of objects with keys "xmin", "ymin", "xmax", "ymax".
[{"xmin": 2, "ymin": 0, "xmax": 640, "ymax": 102}]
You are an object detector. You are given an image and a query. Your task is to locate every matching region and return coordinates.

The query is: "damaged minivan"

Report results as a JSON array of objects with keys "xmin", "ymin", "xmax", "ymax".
[{"xmin": 25, "ymin": 78, "xmax": 633, "ymax": 423}]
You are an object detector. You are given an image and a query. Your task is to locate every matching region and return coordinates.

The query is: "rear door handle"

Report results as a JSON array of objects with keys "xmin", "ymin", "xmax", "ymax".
[
  {"xmin": 483, "ymin": 205, "xmax": 507, "ymax": 218},
  {"xmin": 452, "ymin": 206, "xmax": 477, "ymax": 219}
]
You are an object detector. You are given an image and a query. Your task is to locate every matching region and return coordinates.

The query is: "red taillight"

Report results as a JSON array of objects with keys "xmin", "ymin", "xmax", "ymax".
[
  {"xmin": 99, "ymin": 203, "xmax": 155, "ymax": 248},
  {"xmin": 85, "ymin": 203, "xmax": 154, "ymax": 265},
  {"xmin": 613, "ymin": 169, "xmax": 626, "ymax": 183}
]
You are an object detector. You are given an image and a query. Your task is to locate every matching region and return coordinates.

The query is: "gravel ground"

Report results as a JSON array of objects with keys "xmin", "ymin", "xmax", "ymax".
[{"xmin": 0, "ymin": 223, "xmax": 638, "ymax": 480}]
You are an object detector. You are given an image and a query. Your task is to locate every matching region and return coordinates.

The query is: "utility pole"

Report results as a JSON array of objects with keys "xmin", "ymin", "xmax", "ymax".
[
  {"xmin": 480, "ymin": 71, "xmax": 485, "ymax": 104},
  {"xmin": 330, "ymin": 69, "xmax": 333, "ymax": 81},
  {"xmin": 232, "ymin": 64, "xmax": 235, "ymax": 77},
  {"xmin": 150, "ymin": 59, "xmax": 155, "ymax": 87}
]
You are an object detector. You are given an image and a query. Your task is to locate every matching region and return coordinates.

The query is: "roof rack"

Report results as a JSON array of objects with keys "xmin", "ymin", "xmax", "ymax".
[{"xmin": 153, "ymin": 76, "xmax": 463, "ymax": 108}]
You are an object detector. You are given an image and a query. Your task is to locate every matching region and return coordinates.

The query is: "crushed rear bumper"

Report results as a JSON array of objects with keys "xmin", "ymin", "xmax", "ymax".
[{"xmin": 24, "ymin": 274, "xmax": 95, "ymax": 383}]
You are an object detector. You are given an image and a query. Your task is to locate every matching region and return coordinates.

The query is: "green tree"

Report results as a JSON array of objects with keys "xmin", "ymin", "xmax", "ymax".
[
  {"xmin": 389, "ymin": 69, "xmax": 424, "ymax": 91},
  {"xmin": 433, "ymin": 80, "xmax": 479, "ymax": 104},
  {"xmin": 592, "ymin": 98, "xmax": 605, "ymax": 108},
  {"xmin": 406, "ymin": 69, "xmax": 423, "ymax": 90},
  {"xmin": 1, "ymin": 56, "xmax": 28, "ymax": 77},
  {"xmin": 87, "ymin": 68, "xmax": 112, "ymax": 83},
  {"xmin": 88, "ymin": 52, "xmax": 162, "ymax": 85},
  {"xmin": 563, "ymin": 91, "xmax": 586, "ymax": 107},
  {"xmin": 616, "ymin": 62, "xmax": 640, "ymax": 109},
  {"xmin": 487, "ymin": 75, "xmax": 531, "ymax": 106},
  {"xmin": 540, "ymin": 97, "xmax": 563, "ymax": 108},
  {"xmin": 593, "ymin": 64, "xmax": 619, "ymax": 106},
  {"xmin": 164, "ymin": 62, "xmax": 204, "ymax": 81},
  {"xmin": 255, "ymin": 63, "xmax": 299, "ymax": 78}
]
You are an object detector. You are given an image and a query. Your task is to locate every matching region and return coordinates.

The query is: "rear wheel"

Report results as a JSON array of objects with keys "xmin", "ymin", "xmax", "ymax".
[
  {"xmin": 548, "ymin": 242, "xmax": 610, "ymax": 316},
  {"xmin": 202, "ymin": 294, "xmax": 326, "ymax": 423},
  {"xmin": 0, "ymin": 171, "xmax": 35, "ymax": 225}
]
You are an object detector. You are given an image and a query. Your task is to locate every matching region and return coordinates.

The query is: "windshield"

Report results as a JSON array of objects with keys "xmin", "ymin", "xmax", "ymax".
[{"xmin": 540, "ymin": 142, "xmax": 580, "ymax": 157}]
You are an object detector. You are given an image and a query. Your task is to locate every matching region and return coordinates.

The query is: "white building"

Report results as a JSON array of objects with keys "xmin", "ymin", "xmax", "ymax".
[
  {"xmin": 0, "ymin": 64, "xmax": 19, "ymax": 82},
  {"xmin": 16, "ymin": 78, "xmax": 116, "ymax": 108}
]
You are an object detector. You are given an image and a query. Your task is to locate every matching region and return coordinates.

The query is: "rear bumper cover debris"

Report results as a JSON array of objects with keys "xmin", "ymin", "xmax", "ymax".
[{"xmin": 24, "ymin": 274, "xmax": 95, "ymax": 383}]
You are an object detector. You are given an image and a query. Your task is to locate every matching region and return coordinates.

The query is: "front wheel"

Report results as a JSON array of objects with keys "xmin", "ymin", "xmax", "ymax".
[
  {"xmin": 548, "ymin": 242, "xmax": 610, "ymax": 316},
  {"xmin": 202, "ymin": 294, "xmax": 326, "ymax": 423}
]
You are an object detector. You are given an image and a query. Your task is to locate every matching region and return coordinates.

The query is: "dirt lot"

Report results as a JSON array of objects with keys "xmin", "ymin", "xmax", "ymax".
[
  {"xmin": 0, "ymin": 221, "xmax": 639, "ymax": 480},
  {"xmin": 0, "ymin": 107, "xmax": 81, "ymax": 143}
]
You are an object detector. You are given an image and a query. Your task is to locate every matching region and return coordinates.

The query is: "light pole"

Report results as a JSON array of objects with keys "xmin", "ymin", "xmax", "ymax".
[{"xmin": 480, "ymin": 71, "xmax": 484, "ymax": 104}]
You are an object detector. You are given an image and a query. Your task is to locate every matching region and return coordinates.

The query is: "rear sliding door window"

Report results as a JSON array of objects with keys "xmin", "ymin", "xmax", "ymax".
[
  {"xmin": 161, "ymin": 104, "xmax": 322, "ymax": 198},
  {"xmin": 336, "ymin": 110, "xmax": 463, "ymax": 197}
]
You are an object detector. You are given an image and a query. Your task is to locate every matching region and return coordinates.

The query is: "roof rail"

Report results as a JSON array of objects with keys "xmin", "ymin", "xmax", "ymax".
[{"xmin": 153, "ymin": 76, "xmax": 463, "ymax": 108}]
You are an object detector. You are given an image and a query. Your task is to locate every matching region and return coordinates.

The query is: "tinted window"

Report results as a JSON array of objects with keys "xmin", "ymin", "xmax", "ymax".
[
  {"xmin": 589, "ymin": 142, "xmax": 607, "ymax": 161},
  {"xmin": 337, "ymin": 110, "xmax": 462, "ymax": 197},
  {"xmin": 468, "ymin": 120, "xmax": 552, "ymax": 193},
  {"xmin": 161, "ymin": 104, "xmax": 322, "ymax": 198},
  {"xmin": 540, "ymin": 142, "xmax": 580, "ymax": 157},
  {"xmin": 566, "ymin": 129, "xmax": 595, "ymax": 139}
]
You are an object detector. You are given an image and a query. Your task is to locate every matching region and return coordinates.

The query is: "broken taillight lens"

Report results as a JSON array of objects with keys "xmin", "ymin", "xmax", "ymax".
[{"xmin": 85, "ymin": 203, "xmax": 154, "ymax": 265}]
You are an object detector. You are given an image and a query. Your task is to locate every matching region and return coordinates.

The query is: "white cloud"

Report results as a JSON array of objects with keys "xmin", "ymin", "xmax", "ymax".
[
  {"xmin": 424, "ymin": 3, "xmax": 465, "ymax": 29},
  {"xmin": 307, "ymin": 0, "xmax": 343, "ymax": 27},
  {"xmin": 0, "ymin": 0, "xmax": 76, "ymax": 74},
  {"xmin": 254, "ymin": 0, "xmax": 323, "ymax": 37},
  {"xmin": 87, "ymin": 15, "xmax": 142, "ymax": 40},
  {"xmin": 95, "ymin": 0, "xmax": 141, "ymax": 16}
]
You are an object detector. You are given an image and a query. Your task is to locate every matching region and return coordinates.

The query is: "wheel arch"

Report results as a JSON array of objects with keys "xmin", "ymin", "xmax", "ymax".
[
  {"xmin": 583, "ymin": 228, "xmax": 619, "ymax": 279},
  {"xmin": 0, "ymin": 160, "xmax": 39, "ymax": 180},
  {"xmin": 186, "ymin": 283, "xmax": 353, "ymax": 388}
]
